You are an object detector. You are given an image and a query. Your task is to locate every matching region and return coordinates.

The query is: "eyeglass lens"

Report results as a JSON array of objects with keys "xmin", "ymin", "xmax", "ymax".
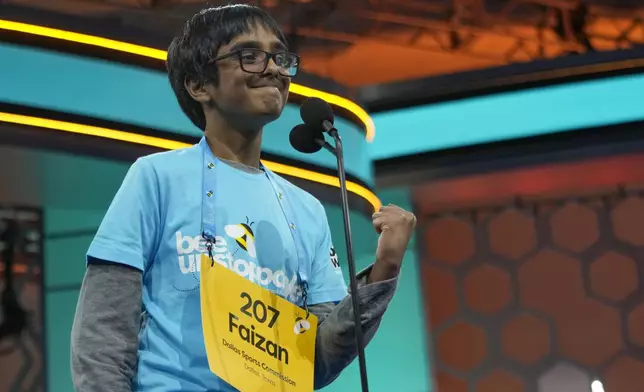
[{"xmin": 238, "ymin": 49, "xmax": 298, "ymax": 76}]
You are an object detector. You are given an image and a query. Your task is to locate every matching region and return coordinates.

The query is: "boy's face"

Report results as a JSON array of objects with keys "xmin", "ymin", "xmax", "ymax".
[{"xmin": 204, "ymin": 23, "xmax": 291, "ymax": 127}]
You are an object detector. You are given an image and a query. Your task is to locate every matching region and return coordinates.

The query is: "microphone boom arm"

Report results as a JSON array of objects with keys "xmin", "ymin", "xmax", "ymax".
[{"xmin": 314, "ymin": 137, "xmax": 337, "ymax": 156}]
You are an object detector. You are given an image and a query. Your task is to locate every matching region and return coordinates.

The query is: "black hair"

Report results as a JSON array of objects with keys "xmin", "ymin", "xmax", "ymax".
[{"xmin": 167, "ymin": 4, "xmax": 287, "ymax": 130}]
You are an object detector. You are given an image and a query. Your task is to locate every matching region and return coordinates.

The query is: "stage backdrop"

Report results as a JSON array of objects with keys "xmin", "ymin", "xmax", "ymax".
[
  {"xmin": 0, "ymin": 42, "xmax": 373, "ymax": 188},
  {"xmin": 368, "ymin": 73, "xmax": 644, "ymax": 161},
  {"xmin": 414, "ymin": 151, "xmax": 644, "ymax": 392},
  {"xmin": 0, "ymin": 32, "xmax": 429, "ymax": 392},
  {"xmin": 0, "ymin": 145, "xmax": 431, "ymax": 392}
]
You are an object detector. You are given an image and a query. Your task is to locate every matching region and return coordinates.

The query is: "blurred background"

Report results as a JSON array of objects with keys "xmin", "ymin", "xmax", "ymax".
[{"xmin": 1, "ymin": 0, "xmax": 643, "ymax": 391}]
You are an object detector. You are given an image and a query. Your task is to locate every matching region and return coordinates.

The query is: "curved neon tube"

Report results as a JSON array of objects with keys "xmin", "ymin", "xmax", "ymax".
[
  {"xmin": 0, "ymin": 112, "xmax": 382, "ymax": 211},
  {"xmin": 0, "ymin": 19, "xmax": 375, "ymax": 142}
]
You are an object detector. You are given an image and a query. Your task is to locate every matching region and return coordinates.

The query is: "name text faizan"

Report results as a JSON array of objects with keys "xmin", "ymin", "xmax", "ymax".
[{"xmin": 229, "ymin": 313, "xmax": 290, "ymax": 365}]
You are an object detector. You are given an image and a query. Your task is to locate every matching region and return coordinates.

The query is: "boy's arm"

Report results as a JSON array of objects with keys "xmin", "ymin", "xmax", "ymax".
[
  {"xmin": 309, "ymin": 267, "xmax": 398, "ymax": 389},
  {"xmin": 72, "ymin": 158, "xmax": 160, "ymax": 391},
  {"xmin": 305, "ymin": 204, "xmax": 399, "ymax": 389},
  {"xmin": 71, "ymin": 261, "xmax": 143, "ymax": 392}
]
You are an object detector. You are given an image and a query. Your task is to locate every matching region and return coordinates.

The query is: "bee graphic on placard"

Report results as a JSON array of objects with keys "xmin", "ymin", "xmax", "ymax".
[
  {"xmin": 225, "ymin": 217, "xmax": 256, "ymax": 258},
  {"xmin": 293, "ymin": 316, "xmax": 311, "ymax": 335}
]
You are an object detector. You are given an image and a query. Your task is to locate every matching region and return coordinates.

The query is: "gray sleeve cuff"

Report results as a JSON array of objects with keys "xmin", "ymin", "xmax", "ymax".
[
  {"xmin": 311, "ymin": 263, "xmax": 399, "ymax": 389},
  {"xmin": 354, "ymin": 264, "xmax": 399, "ymax": 294}
]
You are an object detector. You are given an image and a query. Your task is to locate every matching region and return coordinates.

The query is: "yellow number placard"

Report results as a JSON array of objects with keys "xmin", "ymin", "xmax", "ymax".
[{"xmin": 200, "ymin": 254, "xmax": 317, "ymax": 392}]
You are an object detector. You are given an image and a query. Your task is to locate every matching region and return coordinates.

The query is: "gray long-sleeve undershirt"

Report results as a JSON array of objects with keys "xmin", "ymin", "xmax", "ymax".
[{"xmin": 70, "ymin": 262, "xmax": 397, "ymax": 391}]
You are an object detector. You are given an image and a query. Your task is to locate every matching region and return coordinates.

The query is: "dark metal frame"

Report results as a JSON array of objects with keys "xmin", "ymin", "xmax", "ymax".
[{"xmin": 359, "ymin": 46, "xmax": 644, "ymax": 112}]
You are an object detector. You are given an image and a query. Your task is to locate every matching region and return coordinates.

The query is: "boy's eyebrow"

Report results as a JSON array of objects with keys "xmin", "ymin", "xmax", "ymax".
[
  {"xmin": 274, "ymin": 41, "xmax": 287, "ymax": 51},
  {"xmin": 229, "ymin": 40, "xmax": 288, "ymax": 52},
  {"xmin": 229, "ymin": 40, "xmax": 261, "ymax": 51}
]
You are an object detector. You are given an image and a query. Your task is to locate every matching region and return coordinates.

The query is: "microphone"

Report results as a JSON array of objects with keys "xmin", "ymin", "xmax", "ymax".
[
  {"xmin": 289, "ymin": 124, "xmax": 336, "ymax": 156},
  {"xmin": 289, "ymin": 124, "xmax": 323, "ymax": 154},
  {"xmin": 300, "ymin": 97, "xmax": 337, "ymax": 135},
  {"xmin": 294, "ymin": 99, "xmax": 371, "ymax": 392}
]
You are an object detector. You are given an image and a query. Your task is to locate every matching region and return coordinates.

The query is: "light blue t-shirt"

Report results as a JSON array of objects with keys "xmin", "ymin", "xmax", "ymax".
[{"xmin": 87, "ymin": 138, "xmax": 348, "ymax": 391}]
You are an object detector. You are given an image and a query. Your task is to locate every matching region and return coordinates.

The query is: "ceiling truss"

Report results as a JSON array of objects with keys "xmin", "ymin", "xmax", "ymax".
[{"xmin": 3, "ymin": 0, "xmax": 643, "ymax": 85}]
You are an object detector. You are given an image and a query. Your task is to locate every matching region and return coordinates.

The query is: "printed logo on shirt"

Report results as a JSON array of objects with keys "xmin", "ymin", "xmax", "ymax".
[
  {"xmin": 223, "ymin": 217, "xmax": 256, "ymax": 258},
  {"xmin": 330, "ymin": 246, "xmax": 340, "ymax": 270},
  {"xmin": 175, "ymin": 230, "xmax": 300, "ymax": 301}
]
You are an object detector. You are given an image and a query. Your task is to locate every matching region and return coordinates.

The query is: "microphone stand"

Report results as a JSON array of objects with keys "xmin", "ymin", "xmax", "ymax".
[{"xmin": 316, "ymin": 128, "xmax": 370, "ymax": 392}]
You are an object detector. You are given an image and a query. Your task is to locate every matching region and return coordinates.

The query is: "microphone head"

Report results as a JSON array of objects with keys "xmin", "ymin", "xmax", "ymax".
[
  {"xmin": 300, "ymin": 97, "xmax": 334, "ymax": 129},
  {"xmin": 289, "ymin": 124, "xmax": 324, "ymax": 154}
]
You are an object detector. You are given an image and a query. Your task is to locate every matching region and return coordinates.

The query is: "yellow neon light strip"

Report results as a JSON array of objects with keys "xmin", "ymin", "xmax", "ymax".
[
  {"xmin": 0, "ymin": 19, "xmax": 375, "ymax": 142},
  {"xmin": 0, "ymin": 112, "xmax": 381, "ymax": 211},
  {"xmin": 261, "ymin": 161, "xmax": 382, "ymax": 211}
]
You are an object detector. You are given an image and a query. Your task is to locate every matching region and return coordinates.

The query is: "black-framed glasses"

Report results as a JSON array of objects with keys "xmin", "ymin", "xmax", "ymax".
[{"xmin": 210, "ymin": 49, "xmax": 300, "ymax": 77}]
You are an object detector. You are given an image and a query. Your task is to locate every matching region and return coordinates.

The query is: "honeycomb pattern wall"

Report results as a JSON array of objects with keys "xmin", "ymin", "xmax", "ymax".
[{"xmin": 419, "ymin": 190, "xmax": 644, "ymax": 392}]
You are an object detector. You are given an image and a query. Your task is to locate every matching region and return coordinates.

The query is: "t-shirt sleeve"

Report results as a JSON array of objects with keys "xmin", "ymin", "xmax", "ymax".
[
  {"xmin": 87, "ymin": 158, "xmax": 160, "ymax": 272},
  {"xmin": 306, "ymin": 204, "xmax": 348, "ymax": 305}
]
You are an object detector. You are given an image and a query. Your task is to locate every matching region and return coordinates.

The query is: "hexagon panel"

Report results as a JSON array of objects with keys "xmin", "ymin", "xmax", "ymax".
[
  {"xmin": 550, "ymin": 203, "xmax": 599, "ymax": 252},
  {"xmin": 603, "ymin": 356, "xmax": 644, "ymax": 392},
  {"xmin": 420, "ymin": 191, "xmax": 644, "ymax": 391},
  {"xmin": 463, "ymin": 264, "xmax": 512, "ymax": 315},
  {"xmin": 435, "ymin": 372, "xmax": 468, "ymax": 392},
  {"xmin": 423, "ymin": 266, "xmax": 459, "ymax": 327},
  {"xmin": 489, "ymin": 209, "xmax": 537, "ymax": 260},
  {"xmin": 611, "ymin": 197, "xmax": 644, "ymax": 246},
  {"xmin": 590, "ymin": 251, "xmax": 638, "ymax": 301},
  {"xmin": 502, "ymin": 313, "xmax": 551, "ymax": 365},
  {"xmin": 437, "ymin": 321, "xmax": 488, "ymax": 372},
  {"xmin": 424, "ymin": 216, "xmax": 475, "ymax": 265},
  {"xmin": 518, "ymin": 250, "xmax": 585, "ymax": 317},
  {"xmin": 556, "ymin": 299, "xmax": 622, "ymax": 367},
  {"xmin": 476, "ymin": 370, "xmax": 524, "ymax": 392},
  {"xmin": 628, "ymin": 303, "xmax": 644, "ymax": 347}
]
